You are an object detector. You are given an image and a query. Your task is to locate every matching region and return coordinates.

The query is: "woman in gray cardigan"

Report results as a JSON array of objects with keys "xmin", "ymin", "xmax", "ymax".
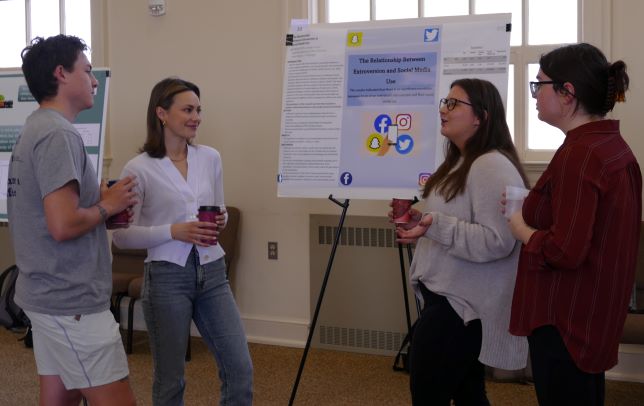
[{"xmin": 396, "ymin": 78, "xmax": 529, "ymax": 405}]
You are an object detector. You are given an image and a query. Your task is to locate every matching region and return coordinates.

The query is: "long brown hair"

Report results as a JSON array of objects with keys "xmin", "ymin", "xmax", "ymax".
[
  {"xmin": 422, "ymin": 78, "xmax": 529, "ymax": 201},
  {"xmin": 141, "ymin": 77, "xmax": 200, "ymax": 158}
]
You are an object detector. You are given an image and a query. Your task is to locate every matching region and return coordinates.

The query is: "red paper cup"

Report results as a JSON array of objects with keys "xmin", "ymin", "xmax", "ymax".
[
  {"xmin": 108, "ymin": 210, "xmax": 130, "ymax": 228},
  {"xmin": 392, "ymin": 198, "xmax": 413, "ymax": 223},
  {"xmin": 198, "ymin": 206, "xmax": 221, "ymax": 245},
  {"xmin": 106, "ymin": 180, "xmax": 129, "ymax": 228}
]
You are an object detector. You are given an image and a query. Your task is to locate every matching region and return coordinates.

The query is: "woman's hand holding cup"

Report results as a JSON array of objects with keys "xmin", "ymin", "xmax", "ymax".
[
  {"xmin": 391, "ymin": 198, "xmax": 414, "ymax": 224},
  {"xmin": 197, "ymin": 206, "xmax": 222, "ymax": 246}
]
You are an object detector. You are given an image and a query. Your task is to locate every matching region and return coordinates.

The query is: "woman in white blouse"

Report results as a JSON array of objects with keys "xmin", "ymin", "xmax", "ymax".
[{"xmin": 113, "ymin": 78, "xmax": 252, "ymax": 406}]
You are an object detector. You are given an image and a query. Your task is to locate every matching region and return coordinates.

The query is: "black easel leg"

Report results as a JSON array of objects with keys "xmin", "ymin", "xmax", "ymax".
[
  {"xmin": 288, "ymin": 195, "xmax": 350, "ymax": 406},
  {"xmin": 398, "ymin": 242, "xmax": 413, "ymax": 334},
  {"xmin": 406, "ymin": 244, "xmax": 421, "ymax": 316}
]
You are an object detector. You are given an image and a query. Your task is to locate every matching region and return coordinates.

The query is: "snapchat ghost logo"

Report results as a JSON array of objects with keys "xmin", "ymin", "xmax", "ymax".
[
  {"xmin": 347, "ymin": 32, "xmax": 363, "ymax": 47},
  {"xmin": 366, "ymin": 133, "xmax": 384, "ymax": 154}
]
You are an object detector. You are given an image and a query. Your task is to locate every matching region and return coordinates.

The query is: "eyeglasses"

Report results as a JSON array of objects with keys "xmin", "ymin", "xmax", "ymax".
[
  {"xmin": 529, "ymin": 81, "xmax": 558, "ymax": 97},
  {"xmin": 439, "ymin": 97, "xmax": 473, "ymax": 111}
]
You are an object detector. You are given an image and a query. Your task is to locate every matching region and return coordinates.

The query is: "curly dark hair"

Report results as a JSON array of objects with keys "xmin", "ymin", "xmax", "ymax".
[{"xmin": 21, "ymin": 35, "xmax": 88, "ymax": 103}]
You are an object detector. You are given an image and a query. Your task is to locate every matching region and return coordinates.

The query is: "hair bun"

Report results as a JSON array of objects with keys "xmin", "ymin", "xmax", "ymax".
[{"xmin": 609, "ymin": 60, "xmax": 628, "ymax": 103}]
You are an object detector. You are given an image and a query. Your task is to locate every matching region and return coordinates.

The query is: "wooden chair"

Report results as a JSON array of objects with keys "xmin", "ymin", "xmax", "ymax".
[
  {"xmin": 124, "ymin": 206, "xmax": 242, "ymax": 354},
  {"xmin": 217, "ymin": 206, "xmax": 241, "ymax": 281},
  {"xmin": 111, "ymin": 244, "xmax": 146, "ymax": 323}
]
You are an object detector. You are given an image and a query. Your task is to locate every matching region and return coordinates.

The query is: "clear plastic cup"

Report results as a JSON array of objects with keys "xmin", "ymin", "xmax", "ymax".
[{"xmin": 504, "ymin": 186, "xmax": 530, "ymax": 219}]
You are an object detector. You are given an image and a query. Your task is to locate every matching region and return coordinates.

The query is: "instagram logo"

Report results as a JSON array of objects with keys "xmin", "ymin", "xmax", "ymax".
[
  {"xmin": 418, "ymin": 172, "xmax": 432, "ymax": 186},
  {"xmin": 396, "ymin": 114, "xmax": 412, "ymax": 130}
]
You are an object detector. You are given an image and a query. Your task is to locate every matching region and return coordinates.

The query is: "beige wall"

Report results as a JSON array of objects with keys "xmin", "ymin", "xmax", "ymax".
[
  {"xmin": 612, "ymin": 0, "xmax": 644, "ymax": 163},
  {"xmin": 101, "ymin": 0, "xmax": 389, "ymax": 344},
  {"xmin": 2, "ymin": 0, "xmax": 643, "ymax": 345}
]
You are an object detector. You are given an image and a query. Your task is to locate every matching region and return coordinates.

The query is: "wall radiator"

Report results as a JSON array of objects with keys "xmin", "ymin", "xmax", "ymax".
[{"xmin": 310, "ymin": 214, "xmax": 418, "ymax": 356}]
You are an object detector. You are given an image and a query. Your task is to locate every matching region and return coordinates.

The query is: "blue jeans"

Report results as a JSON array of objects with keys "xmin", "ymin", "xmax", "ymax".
[{"xmin": 142, "ymin": 250, "xmax": 253, "ymax": 406}]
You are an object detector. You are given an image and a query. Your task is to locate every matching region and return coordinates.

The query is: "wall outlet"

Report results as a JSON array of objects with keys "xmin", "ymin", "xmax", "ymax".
[{"xmin": 268, "ymin": 241, "xmax": 278, "ymax": 260}]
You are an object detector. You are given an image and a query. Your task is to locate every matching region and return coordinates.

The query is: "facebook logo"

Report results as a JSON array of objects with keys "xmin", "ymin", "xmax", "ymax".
[
  {"xmin": 340, "ymin": 172, "xmax": 353, "ymax": 185},
  {"xmin": 373, "ymin": 114, "xmax": 392, "ymax": 134}
]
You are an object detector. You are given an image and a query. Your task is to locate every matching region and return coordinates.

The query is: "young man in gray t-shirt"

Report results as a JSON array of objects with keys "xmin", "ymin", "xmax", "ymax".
[{"xmin": 7, "ymin": 35, "xmax": 138, "ymax": 405}]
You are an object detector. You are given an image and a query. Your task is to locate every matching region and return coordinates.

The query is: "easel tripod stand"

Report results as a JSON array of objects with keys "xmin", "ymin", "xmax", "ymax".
[{"xmin": 288, "ymin": 195, "xmax": 419, "ymax": 405}]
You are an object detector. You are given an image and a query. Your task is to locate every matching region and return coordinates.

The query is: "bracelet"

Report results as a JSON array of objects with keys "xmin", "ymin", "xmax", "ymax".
[{"xmin": 96, "ymin": 204, "xmax": 108, "ymax": 222}]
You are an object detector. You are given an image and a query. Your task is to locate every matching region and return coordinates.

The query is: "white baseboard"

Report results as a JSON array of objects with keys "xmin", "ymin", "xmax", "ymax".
[
  {"xmin": 118, "ymin": 300, "xmax": 644, "ymax": 383},
  {"xmin": 117, "ymin": 299, "xmax": 309, "ymax": 347},
  {"xmin": 606, "ymin": 344, "xmax": 644, "ymax": 383},
  {"xmin": 242, "ymin": 314, "xmax": 308, "ymax": 348}
]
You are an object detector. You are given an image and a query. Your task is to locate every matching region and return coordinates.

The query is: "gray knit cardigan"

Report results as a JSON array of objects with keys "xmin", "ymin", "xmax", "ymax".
[{"xmin": 410, "ymin": 151, "xmax": 528, "ymax": 370}]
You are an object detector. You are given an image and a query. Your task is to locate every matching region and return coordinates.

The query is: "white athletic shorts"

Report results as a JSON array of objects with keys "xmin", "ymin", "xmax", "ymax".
[{"xmin": 25, "ymin": 309, "xmax": 130, "ymax": 390}]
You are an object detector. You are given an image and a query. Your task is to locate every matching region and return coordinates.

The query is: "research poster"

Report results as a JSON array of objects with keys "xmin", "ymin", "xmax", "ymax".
[
  {"xmin": 277, "ymin": 14, "xmax": 511, "ymax": 199},
  {"xmin": 0, "ymin": 69, "xmax": 109, "ymax": 221}
]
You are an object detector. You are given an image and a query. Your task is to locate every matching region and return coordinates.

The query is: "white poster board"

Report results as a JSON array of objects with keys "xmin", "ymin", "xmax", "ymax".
[
  {"xmin": 277, "ymin": 14, "xmax": 511, "ymax": 200},
  {"xmin": 0, "ymin": 69, "xmax": 110, "ymax": 221}
]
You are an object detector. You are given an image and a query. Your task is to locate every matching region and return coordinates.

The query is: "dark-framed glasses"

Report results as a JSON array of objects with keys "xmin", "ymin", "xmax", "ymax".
[
  {"xmin": 529, "ymin": 81, "xmax": 558, "ymax": 97},
  {"xmin": 439, "ymin": 97, "xmax": 473, "ymax": 111}
]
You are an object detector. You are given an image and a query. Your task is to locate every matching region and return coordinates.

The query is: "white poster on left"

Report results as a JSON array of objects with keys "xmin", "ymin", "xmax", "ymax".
[{"xmin": 0, "ymin": 69, "xmax": 110, "ymax": 221}]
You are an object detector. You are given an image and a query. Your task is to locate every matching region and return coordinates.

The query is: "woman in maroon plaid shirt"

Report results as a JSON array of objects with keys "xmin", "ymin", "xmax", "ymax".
[{"xmin": 508, "ymin": 43, "xmax": 641, "ymax": 406}]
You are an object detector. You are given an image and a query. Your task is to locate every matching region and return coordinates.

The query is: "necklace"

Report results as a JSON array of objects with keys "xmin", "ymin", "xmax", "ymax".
[{"xmin": 168, "ymin": 146, "xmax": 188, "ymax": 162}]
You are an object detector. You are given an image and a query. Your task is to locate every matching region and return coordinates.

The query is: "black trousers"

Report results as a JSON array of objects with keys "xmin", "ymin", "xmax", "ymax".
[
  {"xmin": 409, "ymin": 284, "xmax": 490, "ymax": 406},
  {"xmin": 528, "ymin": 325, "xmax": 605, "ymax": 406}
]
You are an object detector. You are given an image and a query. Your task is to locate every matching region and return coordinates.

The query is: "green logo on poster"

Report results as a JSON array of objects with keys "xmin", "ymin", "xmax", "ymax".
[{"xmin": 0, "ymin": 94, "xmax": 14, "ymax": 109}]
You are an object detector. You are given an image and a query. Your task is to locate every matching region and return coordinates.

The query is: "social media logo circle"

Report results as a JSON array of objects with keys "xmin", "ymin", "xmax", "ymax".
[
  {"xmin": 366, "ymin": 133, "xmax": 384, "ymax": 153},
  {"xmin": 340, "ymin": 172, "xmax": 353, "ymax": 185},
  {"xmin": 418, "ymin": 172, "xmax": 431, "ymax": 186},
  {"xmin": 396, "ymin": 134, "xmax": 414, "ymax": 155},
  {"xmin": 396, "ymin": 113, "xmax": 412, "ymax": 130},
  {"xmin": 373, "ymin": 114, "xmax": 392, "ymax": 134}
]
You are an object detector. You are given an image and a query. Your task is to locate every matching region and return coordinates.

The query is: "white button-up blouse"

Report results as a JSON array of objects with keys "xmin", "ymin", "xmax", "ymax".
[{"xmin": 112, "ymin": 144, "xmax": 227, "ymax": 266}]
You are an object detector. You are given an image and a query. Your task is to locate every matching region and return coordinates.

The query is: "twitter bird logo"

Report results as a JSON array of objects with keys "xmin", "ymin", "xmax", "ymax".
[
  {"xmin": 424, "ymin": 28, "xmax": 439, "ymax": 42},
  {"xmin": 396, "ymin": 135, "xmax": 414, "ymax": 155}
]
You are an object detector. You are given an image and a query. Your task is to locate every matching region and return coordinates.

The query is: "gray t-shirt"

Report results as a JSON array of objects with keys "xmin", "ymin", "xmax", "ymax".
[{"xmin": 7, "ymin": 108, "xmax": 111, "ymax": 315}]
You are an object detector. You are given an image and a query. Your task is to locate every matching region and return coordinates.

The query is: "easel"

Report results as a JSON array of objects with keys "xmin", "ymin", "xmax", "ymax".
[
  {"xmin": 288, "ymin": 195, "xmax": 418, "ymax": 405},
  {"xmin": 397, "ymin": 241, "xmax": 421, "ymax": 334}
]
